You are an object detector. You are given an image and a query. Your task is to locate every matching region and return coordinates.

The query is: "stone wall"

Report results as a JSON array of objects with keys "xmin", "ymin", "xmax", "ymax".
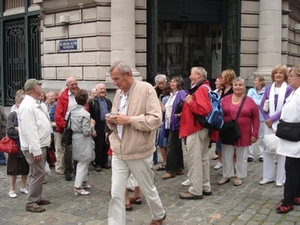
[{"xmin": 39, "ymin": 0, "xmax": 147, "ymax": 93}]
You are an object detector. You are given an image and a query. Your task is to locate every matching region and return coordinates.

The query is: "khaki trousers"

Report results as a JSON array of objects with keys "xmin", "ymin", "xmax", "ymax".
[
  {"xmin": 23, "ymin": 147, "xmax": 47, "ymax": 206},
  {"xmin": 186, "ymin": 128, "xmax": 211, "ymax": 195}
]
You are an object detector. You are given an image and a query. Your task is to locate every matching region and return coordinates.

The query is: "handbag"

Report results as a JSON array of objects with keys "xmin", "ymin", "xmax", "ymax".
[
  {"xmin": 61, "ymin": 113, "xmax": 73, "ymax": 147},
  {"xmin": 263, "ymin": 133, "xmax": 278, "ymax": 153},
  {"xmin": 276, "ymin": 119, "xmax": 300, "ymax": 142},
  {"xmin": 263, "ymin": 99, "xmax": 269, "ymax": 112},
  {"xmin": 0, "ymin": 136, "xmax": 18, "ymax": 154},
  {"xmin": 220, "ymin": 96, "xmax": 246, "ymax": 145}
]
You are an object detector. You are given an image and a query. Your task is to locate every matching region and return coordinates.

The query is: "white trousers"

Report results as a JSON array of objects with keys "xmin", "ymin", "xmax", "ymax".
[
  {"xmin": 54, "ymin": 132, "xmax": 64, "ymax": 173},
  {"xmin": 74, "ymin": 160, "xmax": 89, "ymax": 188},
  {"xmin": 248, "ymin": 121, "xmax": 265, "ymax": 158},
  {"xmin": 108, "ymin": 155, "xmax": 165, "ymax": 225},
  {"xmin": 262, "ymin": 152, "xmax": 286, "ymax": 184},
  {"xmin": 262, "ymin": 125, "xmax": 286, "ymax": 184},
  {"xmin": 222, "ymin": 145, "xmax": 248, "ymax": 179}
]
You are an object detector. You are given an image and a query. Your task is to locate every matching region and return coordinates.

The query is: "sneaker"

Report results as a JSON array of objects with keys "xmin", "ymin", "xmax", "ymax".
[
  {"xmin": 276, "ymin": 183, "xmax": 284, "ymax": 187},
  {"xmin": 9, "ymin": 191, "xmax": 17, "ymax": 198},
  {"xmin": 214, "ymin": 161, "xmax": 223, "ymax": 170},
  {"xmin": 20, "ymin": 188, "xmax": 28, "ymax": 194},
  {"xmin": 259, "ymin": 180, "xmax": 274, "ymax": 185},
  {"xmin": 181, "ymin": 179, "xmax": 190, "ymax": 186}
]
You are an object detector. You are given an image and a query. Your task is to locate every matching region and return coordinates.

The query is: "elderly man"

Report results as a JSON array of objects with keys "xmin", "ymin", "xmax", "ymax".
[
  {"xmin": 54, "ymin": 77, "xmax": 79, "ymax": 180},
  {"xmin": 88, "ymin": 83, "xmax": 112, "ymax": 172},
  {"xmin": 106, "ymin": 61, "xmax": 166, "ymax": 225},
  {"xmin": 18, "ymin": 79, "xmax": 53, "ymax": 212},
  {"xmin": 179, "ymin": 67, "xmax": 218, "ymax": 200}
]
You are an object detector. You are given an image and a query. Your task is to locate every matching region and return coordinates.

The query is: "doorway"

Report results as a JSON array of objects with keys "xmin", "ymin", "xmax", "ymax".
[{"xmin": 157, "ymin": 21, "xmax": 222, "ymax": 87}]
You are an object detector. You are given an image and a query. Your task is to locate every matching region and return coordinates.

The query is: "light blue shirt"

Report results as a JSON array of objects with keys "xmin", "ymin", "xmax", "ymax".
[{"xmin": 247, "ymin": 86, "xmax": 266, "ymax": 121}]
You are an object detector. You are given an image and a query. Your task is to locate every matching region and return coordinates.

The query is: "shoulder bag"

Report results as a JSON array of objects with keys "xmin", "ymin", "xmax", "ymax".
[
  {"xmin": 61, "ymin": 113, "xmax": 73, "ymax": 147},
  {"xmin": 276, "ymin": 119, "xmax": 300, "ymax": 142},
  {"xmin": 220, "ymin": 96, "xmax": 246, "ymax": 145},
  {"xmin": 0, "ymin": 136, "xmax": 18, "ymax": 154}
]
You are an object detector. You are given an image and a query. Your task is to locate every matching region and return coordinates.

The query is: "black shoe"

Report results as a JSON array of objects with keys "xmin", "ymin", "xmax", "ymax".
[
  {"xmin": 65, "ymin": 174, "xmax": 72, "ymax": 181},
  {"xmin": 0, "ymin": 162, "xmax": 6, "ymax": 166},
  {"xmin": 247, "ymin": 157, "xmax": 253, "ymax": 162},
  {"xmin": 203, "ymin": 191, "xmax": 212, "ymax": 196},
  {"xmin": 259, "ymin": 157, "xmax": 263, "ymax": 162}
]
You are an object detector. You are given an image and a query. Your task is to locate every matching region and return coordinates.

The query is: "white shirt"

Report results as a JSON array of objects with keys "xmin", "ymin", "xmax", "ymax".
[
  {"xmin": 65, "ymin": 90, "xmax": 77, "ymax": 120},
  {"xmin": 18, "ymin": 95, "xmax": 53, "ymax": 156},
  {"xmin": 117, "ymin": 91, "xmax": 128, "ymax": 139},
  {"xmin": 277, "ymin": 88, "xmax": 300, "ymax": 158}
]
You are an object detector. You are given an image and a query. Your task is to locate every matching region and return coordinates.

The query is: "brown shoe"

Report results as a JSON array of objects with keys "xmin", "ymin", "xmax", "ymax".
[
  {"xmin": 37, "ymin": 199, "xmax": 50, "ymax": 205},
  {"xmin": 94, "ymin": 166, "xmax": 102, "ymax": 172},
  {"xmin": 162, "ymin": 173, "xmax": 175, "ymax": 180},
  {"xmin": 104, "ymin": 164, "xmax": 111, "ymax": 169},
  {"xmin": 26, "ymin": 205, "xmax": 45, "ymax": 213},
  {"xmin": 176, "ymin": 170, "xmax": 184, "ymax": 175},
  {"xmin": 150, "ymin": 213, "xmax": 166, "ymax": 225}
]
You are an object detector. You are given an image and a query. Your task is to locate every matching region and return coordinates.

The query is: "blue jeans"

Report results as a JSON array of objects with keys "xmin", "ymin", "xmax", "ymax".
[{"xmin": 0, "ymin": 152, "xmax": 6, "ymax": 163}]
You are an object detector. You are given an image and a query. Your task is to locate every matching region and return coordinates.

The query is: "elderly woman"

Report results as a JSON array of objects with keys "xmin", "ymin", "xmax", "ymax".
[
  {"xmin": 214, "ymin": 70, "xmax": 237, "ymax": 170},
  {"xmin": 259, "ymin": 65, "xmax": 293, "ymax": 187},
  {"xmin": 247, "ymin": 75, "xmax": 266, "ymax": 162},
  {"xmin": 71, "ymin": 89, "xmax": 96, "ymax": 196},
  {"xmin": 218, "ymin": 77, "xmax": 259, "ymax": 186},
  {"xmin": 276, "ymin": 64, "xmax": 300, "ymax": 213},
  {"xmin": 153, "ymin": 74, "xmax": 168, "ymax": 165},
  {"xmin": 6, "ymin": 94, "xmax": 29, "ymax": 198},
  {"xmin": 161, "ymin": 76, "xmax": 188, "ymax": 179}
]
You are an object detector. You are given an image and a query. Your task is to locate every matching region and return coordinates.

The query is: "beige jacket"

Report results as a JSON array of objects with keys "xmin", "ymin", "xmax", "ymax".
[{"xmin": 108, "ymin": 80, "xmax": 162, "ymax": 160}]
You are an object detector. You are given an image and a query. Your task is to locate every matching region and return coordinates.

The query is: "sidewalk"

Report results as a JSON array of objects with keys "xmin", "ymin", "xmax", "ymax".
[{"xmin": 0, "ymin": 146, "xmax": 299, "ymax": 225}]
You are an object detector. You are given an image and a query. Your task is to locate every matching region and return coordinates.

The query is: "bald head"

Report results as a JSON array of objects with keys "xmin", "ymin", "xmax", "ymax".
[{"xmin": 66, "ymin": 77, "xmax": 78, "ymax": 94}]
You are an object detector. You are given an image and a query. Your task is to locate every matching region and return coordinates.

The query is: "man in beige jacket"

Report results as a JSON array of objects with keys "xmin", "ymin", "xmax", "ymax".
[{"xmin": 106, "ymin": 61, "xmax": 166, "ymax": 225}]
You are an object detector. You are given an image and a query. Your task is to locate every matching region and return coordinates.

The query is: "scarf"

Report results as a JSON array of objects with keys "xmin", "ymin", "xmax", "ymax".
[{"xmin": 269, "ymin": 81, "xmax": 287, "ymax": 131}]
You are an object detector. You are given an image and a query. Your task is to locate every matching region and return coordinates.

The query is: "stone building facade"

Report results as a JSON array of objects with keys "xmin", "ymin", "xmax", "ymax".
[{"xmin": 0, "ymin": 0, "xmax": 299, "ymax": 105}]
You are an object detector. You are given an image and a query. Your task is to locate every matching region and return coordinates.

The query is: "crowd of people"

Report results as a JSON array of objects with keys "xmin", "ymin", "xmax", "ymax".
[{"xmin": 1, "ymin": 62, "xmax": 300, "ymax": 224}]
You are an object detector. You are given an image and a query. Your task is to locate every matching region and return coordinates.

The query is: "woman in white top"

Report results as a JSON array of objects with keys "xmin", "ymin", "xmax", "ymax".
[
  {"xmin": 259, "ymin": 65, "xmax": 293, "ymax": 187},
  {"xmin": 276, "ymin": 65, "xmax": 300, "ymax": 213}
]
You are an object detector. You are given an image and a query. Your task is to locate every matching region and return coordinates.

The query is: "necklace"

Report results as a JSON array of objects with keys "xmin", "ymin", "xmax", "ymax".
[{"xmin": 232, "ymin": 95, "xmax": 244, "ymax": 102}]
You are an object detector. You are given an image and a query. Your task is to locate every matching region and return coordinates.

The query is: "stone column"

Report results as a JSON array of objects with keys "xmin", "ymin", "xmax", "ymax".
[
  {"xmin": 109, "ymin": 0, "xmax": 140, "ymax": 77},
  {"xmin": 253, "ymin": 0, "xmax": 282, "ymax": 82}
]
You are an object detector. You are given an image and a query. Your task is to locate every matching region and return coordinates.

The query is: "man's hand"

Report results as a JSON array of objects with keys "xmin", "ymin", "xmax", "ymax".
[
  {"xmin": 113, "ymin": 114, "xmax": 131, "ymax": 125},
  {"xmin": 34, "ymin": 154, "xmax": 42, "ymax": 162},
  {"xmin": 184, "ymin": 94, "xmax": 193, "ymax": 103}
]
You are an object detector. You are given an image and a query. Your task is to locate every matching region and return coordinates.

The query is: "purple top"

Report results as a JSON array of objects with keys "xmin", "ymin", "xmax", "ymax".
[
  {"xmin": 259, "ymin": 84, "xmax": 293, "ymax": 122},
  {"xmin": 161, "ymin": 89, "xmax": 187, "ymax": 136}
]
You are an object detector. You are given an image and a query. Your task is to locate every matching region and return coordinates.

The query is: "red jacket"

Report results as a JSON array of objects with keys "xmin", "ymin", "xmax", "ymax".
[
  {"xmin": 54, "ymin": 88, "xmax": 69, "ymax": 133},
  {"xmin": 179, "ymin": 80, "xmax": 218, "ymax": 142}
]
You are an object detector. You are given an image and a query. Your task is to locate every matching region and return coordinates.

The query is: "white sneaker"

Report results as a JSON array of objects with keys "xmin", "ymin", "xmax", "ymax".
[
  {"xmin": 214, "ymin": 162, "xmax": 223, "ymax": 170},
  {"xmin": 20, "ymin": 188, "xmax": 28, "ymax": 194},
  {"xmin": 181, "ymin": 179, "xmax": 190, "ymax": 186},
  {"xmin": 9, "ymin": 191, "xmax": 17, "ymax": 198}
]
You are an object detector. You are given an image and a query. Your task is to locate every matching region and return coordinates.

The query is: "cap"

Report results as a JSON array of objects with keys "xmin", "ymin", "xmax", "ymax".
[{"xmin": 24, "ymin": 79, "xmax": 43, "ymax": 92}]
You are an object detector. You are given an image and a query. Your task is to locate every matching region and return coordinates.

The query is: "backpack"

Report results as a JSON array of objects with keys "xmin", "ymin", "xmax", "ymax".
[{"xmin": 194, "ymin": 85, "xmax": 224, "ymax": 130}]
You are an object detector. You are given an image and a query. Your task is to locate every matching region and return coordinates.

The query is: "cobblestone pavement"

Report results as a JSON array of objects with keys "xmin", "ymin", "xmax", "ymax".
[{"xmin": 1, "ymin": 146, "xmax": 300, "ymax": 225}]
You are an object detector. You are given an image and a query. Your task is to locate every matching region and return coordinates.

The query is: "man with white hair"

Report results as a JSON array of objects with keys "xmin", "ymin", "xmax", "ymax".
[
  {"xmin": 54, "ymin": 77, "xmax": 79, "ymax": 181},
  {"xmin": 19, "ymin": 79, "xmax": 52, "ymax": 212},
  {"xmin": 88, "ymin": 83, "xmax": 112, "ymax": 171},
  {"xmin": 179, "ymin": 67, "xmax": 218, "ymax": 200}
]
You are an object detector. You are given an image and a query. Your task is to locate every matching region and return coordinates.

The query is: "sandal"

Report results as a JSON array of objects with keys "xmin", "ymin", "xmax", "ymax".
[
  {"xmin": 212, "ymin": 155, "xmax": 219, "ymax": 160},
  {"xmin": 233, "ymin": 178, "xmax": 243, "ymax": 186},
  {"xmin": 129, "ymin": 196, "xmax": 142, "ymax": 205},
  {"xmin": 156, "ymin": 164, "xmax": 166, "ymax": 171},
  {"xmin": 74, "ymin": 188, "xmax": 90, "ymax": 196},
  {"xmin": 125, "ymin": 203, "xmax": 132, "ymax": 211},
  {"xmin": 217, "ymin": 177, "xmax": 230, "ymax": 185}
]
